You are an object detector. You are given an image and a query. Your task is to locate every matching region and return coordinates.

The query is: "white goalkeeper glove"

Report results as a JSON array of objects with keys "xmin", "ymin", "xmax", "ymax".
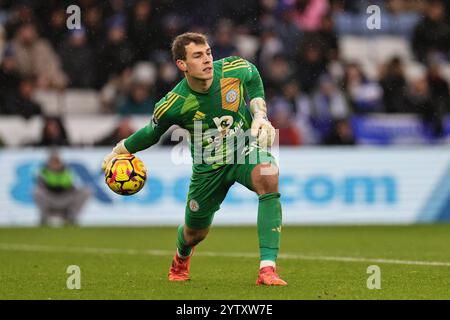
[
  {"xmin": 250, "ymin": 98, "xmax": 276, "ymax": 148},
  {"xmin": 101, "ymin": 139, "xmax": 130, "ymax": 171}
]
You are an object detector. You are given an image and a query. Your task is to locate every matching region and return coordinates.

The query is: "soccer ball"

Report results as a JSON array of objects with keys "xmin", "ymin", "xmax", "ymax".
[{"xmin": 104, "ymin": 154, "xmax": 147, "ymax": 196}]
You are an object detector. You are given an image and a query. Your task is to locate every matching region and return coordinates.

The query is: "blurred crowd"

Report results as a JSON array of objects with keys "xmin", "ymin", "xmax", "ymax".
[{"xmin": 1, "ymin": 0, "xmax": 450, "ymax": 147}]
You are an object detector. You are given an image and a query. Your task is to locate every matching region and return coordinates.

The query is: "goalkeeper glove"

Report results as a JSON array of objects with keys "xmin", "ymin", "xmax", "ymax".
[
  {"xmin": 101, "ymin": 139, "xmax": 130, "ymax": 171},
  {"xmin": 250, "ymin": 98, "xmax": 276, "ymax": 148}
]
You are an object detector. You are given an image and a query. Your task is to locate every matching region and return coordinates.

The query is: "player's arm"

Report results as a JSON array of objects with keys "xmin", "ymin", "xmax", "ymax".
[
  {"xmin": 124, "ymin": 116, "xmax": 171, "ymax": 153},
  {"xmin": 242, "ymin": 60, "xmax": 276, "ymax": 148},
  {"xmin": 101, "ymin": 95, "xmax": 177, "ymax": 170}
]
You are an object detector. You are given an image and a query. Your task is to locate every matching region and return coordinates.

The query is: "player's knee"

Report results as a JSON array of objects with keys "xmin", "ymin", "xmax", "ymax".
[
  {"xmin": 252, "ymin": 164, "xmax": 279, "ymax": 195},
  {"xmin": 185, "ymin": 228, "xmax": 208, "ymax": 246}
]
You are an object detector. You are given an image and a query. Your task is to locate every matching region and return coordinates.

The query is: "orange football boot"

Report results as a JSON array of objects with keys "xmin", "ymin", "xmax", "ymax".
[
  {"xmin": 168, "ymin": 250, "xmax": 193, "ymax": 281},
  {"xmin": 256, "ymin": 266, "xmax": 287, "ymax": 286}
]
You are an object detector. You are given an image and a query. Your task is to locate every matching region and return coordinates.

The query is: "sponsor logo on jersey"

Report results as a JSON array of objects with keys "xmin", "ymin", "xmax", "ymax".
[{"xmin": 213, "ymin": 116, "xmax": 234, "ymax": 138}]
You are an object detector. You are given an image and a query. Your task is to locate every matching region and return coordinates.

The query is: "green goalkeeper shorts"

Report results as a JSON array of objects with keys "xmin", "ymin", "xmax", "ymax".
[{"xmin": 184, "ymin": 146, "xmax": 277, "ymax": 230}]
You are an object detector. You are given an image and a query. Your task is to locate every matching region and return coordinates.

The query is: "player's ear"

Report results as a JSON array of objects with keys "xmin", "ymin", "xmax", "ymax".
[{"xmin": 176, "ymin": 59, "xmax": 187, "ymax": 72}]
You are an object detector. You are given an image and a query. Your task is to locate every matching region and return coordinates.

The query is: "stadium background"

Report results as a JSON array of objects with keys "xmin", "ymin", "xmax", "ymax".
[{"xmin": 0, "ymin": 0, "xmax": 450, "ymax": 226}]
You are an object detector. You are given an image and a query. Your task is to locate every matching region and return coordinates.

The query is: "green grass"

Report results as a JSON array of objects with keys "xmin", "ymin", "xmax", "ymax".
[{"xmin": 0, "ymin": 225, "xmax": 450, "ymax": 300}]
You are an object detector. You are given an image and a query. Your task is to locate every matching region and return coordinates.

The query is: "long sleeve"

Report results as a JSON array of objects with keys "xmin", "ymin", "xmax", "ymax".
[
  {"xmin": 124, "ymin": 119, "xmax": 171, "ymax": 153},
  {"xmin": 244, "ymin": 61, "xmax": 265, "ymax": 101},
  {"xmin": 124, "ymin": 92, "xmax": 182, "ymax": 153}
]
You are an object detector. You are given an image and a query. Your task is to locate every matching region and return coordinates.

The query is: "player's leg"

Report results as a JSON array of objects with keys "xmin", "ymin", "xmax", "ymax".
[
  {"xmin": 176, "ymin": 224, "xmax": 209, "ymax": 258},
  {"xmin": 234, "ymin": 148, "xmax": 287, "ymax": 286},
  {"xmin": 250, "ymin": 163, "xmax": 286, "ymax": 285},
  {"xmin": 169, "ymin": 169, "xmax": 233, "ymax": 281},
  {"xmin": 169, "ymin": 219, "xmax": 211, "ymax": 282}
]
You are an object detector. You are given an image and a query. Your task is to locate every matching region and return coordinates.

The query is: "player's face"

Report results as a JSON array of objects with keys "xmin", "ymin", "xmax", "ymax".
[{"xmin": 182, "ymin": 43, "xmax": 214, "ymax": 80}]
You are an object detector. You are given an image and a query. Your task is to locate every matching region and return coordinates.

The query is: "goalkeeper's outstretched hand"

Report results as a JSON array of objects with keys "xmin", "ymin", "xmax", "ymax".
[{"xmin": 101, "ymin": 139, "xmax": 130, "ymax": 171}]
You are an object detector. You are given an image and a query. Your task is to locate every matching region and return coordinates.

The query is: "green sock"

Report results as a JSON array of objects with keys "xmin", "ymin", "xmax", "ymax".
[
  {"xmin": 257, "ymin": 192, "xmax": 282, "ymax": 262},
  {"xmin": 176, "ymin": 224, "xmax": 192, "ymax": 257}
]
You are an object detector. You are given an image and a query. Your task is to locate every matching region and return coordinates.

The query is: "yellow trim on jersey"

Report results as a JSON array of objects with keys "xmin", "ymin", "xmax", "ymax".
[
  {"xmin": 223, "ymin": 65, "xmax": 249, "ymax": 73},
  {"xmin": 155, "ymin": 96, "xmax": 179, "ymax": 119},
  {"xmin": 153, "ymin": 93, "xmax": 176, "ymax": 115},
  {"xmin": 223, "ymin": 61, "xmax": 247, "ymax": 68},
  {"xmin": 155, "ymin": 94, "xmax": 180, "ymax": 119},
  {"xmin": 224, "ymin": 62, "xmax": 248, "ymax": 69},
  {"xmin": 223, "ymin": 58, "xmax": 246, "ymax": 66},
  {"xmin": 193, "ymin": 111, "xmax": 205, "ymax": 120},
  {"xmin": 221, "ymin": 59, "xmax": 225, "ymax": 78}
]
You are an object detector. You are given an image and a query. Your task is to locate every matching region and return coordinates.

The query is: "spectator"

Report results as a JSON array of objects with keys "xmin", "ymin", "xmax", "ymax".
[
  {"xmin": 310, "ymin": 74, "xmax": 349, "ymax": 139},
  {"xmin": 212, "ymin": 19, "xmax": 239, "ymax": 59},
  {"xmin": 412, "ymin": 0, "xmax": 450, "ymax": 63},
  {"xmin": 279, "ymin": 79, "xmax": 311, "ymax": 116},
  {"xmin": 104, "ymin": 0, "xmax": 127, "ymax": 21},
  {"xmin": 406, "ymin": 77, "xmax": 444, "ymax": 138},
  {"xmin": 264, "ymin": 54, "xmax": 295, "ymax": 98},
  {"xmin": 94, "ymin": 118, "xmax": 135, "ymax": 146},
  {"xmin": 379, "ymin": 57, "xmax": 408, "ymax": 113},
  {"xmin": 127, "ymin": 0, "xmax": 160, "ymax": 61},
  {"xmin": 100, "ymin": 68, "xmax": 133, "ymax": 113},
  {"xmin": 117, "ymin": 62, "xmax": 156, "ymax": 115},
  {"xmin": 286, "ymin": 0, "xmax": 330, "ymax": 32},
  {"xmin": 33, "ymin": 151, "xmax": 90, "ymax": 226},
  {"xmin": 296, "ymin": 38, "xmax": 328, "ymax": 93},
  {"xmin": 322, "ymin": 118, "xmax": 356, "ymax": 145},
  {"xmin": 278, "ymin": 80, "xmax": 317, "ymax": 143},
  {"xmin": 269, "ymin": 99, "xmax": 302, "ymax": 145},
  {"xmin": 155, "ymin": 60, "xmax": 181, "ymax": 99},
  {"xmin": 158, "ymin": 13, "xmax": 185, "ymax": 50},
  {"xmin": 0, "ymin": 46, "xmax": 21, "ymax": 109},
  {"xmin": 315, "ymin": 14, "xmax": 339, "ymax": 61},
  {"xmin": 11, "ymin": 22, "xmax": 68, "ymax": 89},
  {"xmin": 3, "ymin": 77, "xmax": 42, "ymax": 119},
  {"xmin": 426, "ymin": 62, "xmax": 450, "ymax": 114},
  {"xmin": 84, "ymin": 5, "xmax": 106, "ymax": 57},
  {"xmin": 44, "ymin": 6, "xmax": 67, "ymax": 50},
  {"xmin": 59, "ymin": 27, "xmax": 97, "ymax": 88},
  {"xmin": 256, "ymin": 27, "xmax": 285, "ymax": 76},
  {"xmin": 342, "ymin": 63, "xmax": 383, "ymax": 113},
  {"xmin": 267, "ymin": 8, "xmax": 303, "ymax": 61},
  {"xmin": 37, "ymin": 116, "xmax": 70, "ymax": 147},
  {"xmin": 98, "ymin": 16, "xmax": 135, "ymax": 85}
]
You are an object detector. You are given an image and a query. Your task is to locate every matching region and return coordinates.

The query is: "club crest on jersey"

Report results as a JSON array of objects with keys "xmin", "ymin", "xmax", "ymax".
[
  {"xmin": 220, "ymin": 78, "xmax": 240, "ymax": 112},
  {"xmin": 226, "ymin": 89, "xmax": 238, "ymax": 103},
  {"xmin": 189, "ymin": 199, "xmax": 199, "ymax": 212}
]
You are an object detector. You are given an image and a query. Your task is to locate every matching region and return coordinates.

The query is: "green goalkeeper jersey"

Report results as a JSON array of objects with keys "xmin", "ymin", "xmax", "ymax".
[{"xmin": 124, "ymin": 56, "xmax": 265, "ymax": 174}]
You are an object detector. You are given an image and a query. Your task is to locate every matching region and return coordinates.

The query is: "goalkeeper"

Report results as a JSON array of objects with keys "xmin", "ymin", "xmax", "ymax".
[{"xmin": 102, "ymin": 32, "xmax": 286, "ymax": 286}]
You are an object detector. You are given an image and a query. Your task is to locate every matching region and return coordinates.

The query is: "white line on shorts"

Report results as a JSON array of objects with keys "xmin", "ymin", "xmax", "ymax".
[{"xmin": 0, "ymin": 242, "xmax": 449, "ymax": 267}]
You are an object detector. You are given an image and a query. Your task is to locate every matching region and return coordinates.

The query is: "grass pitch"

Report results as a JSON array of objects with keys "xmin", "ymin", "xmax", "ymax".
[{"xmin": 0, "ymin": 225, "xmax": 449, "ymax": 300}]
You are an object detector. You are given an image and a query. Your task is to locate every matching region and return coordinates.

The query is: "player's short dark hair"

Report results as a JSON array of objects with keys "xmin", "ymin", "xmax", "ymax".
[{"xmin": 171, "ymin": 32, "xmax": 208, "ymax": 61}]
